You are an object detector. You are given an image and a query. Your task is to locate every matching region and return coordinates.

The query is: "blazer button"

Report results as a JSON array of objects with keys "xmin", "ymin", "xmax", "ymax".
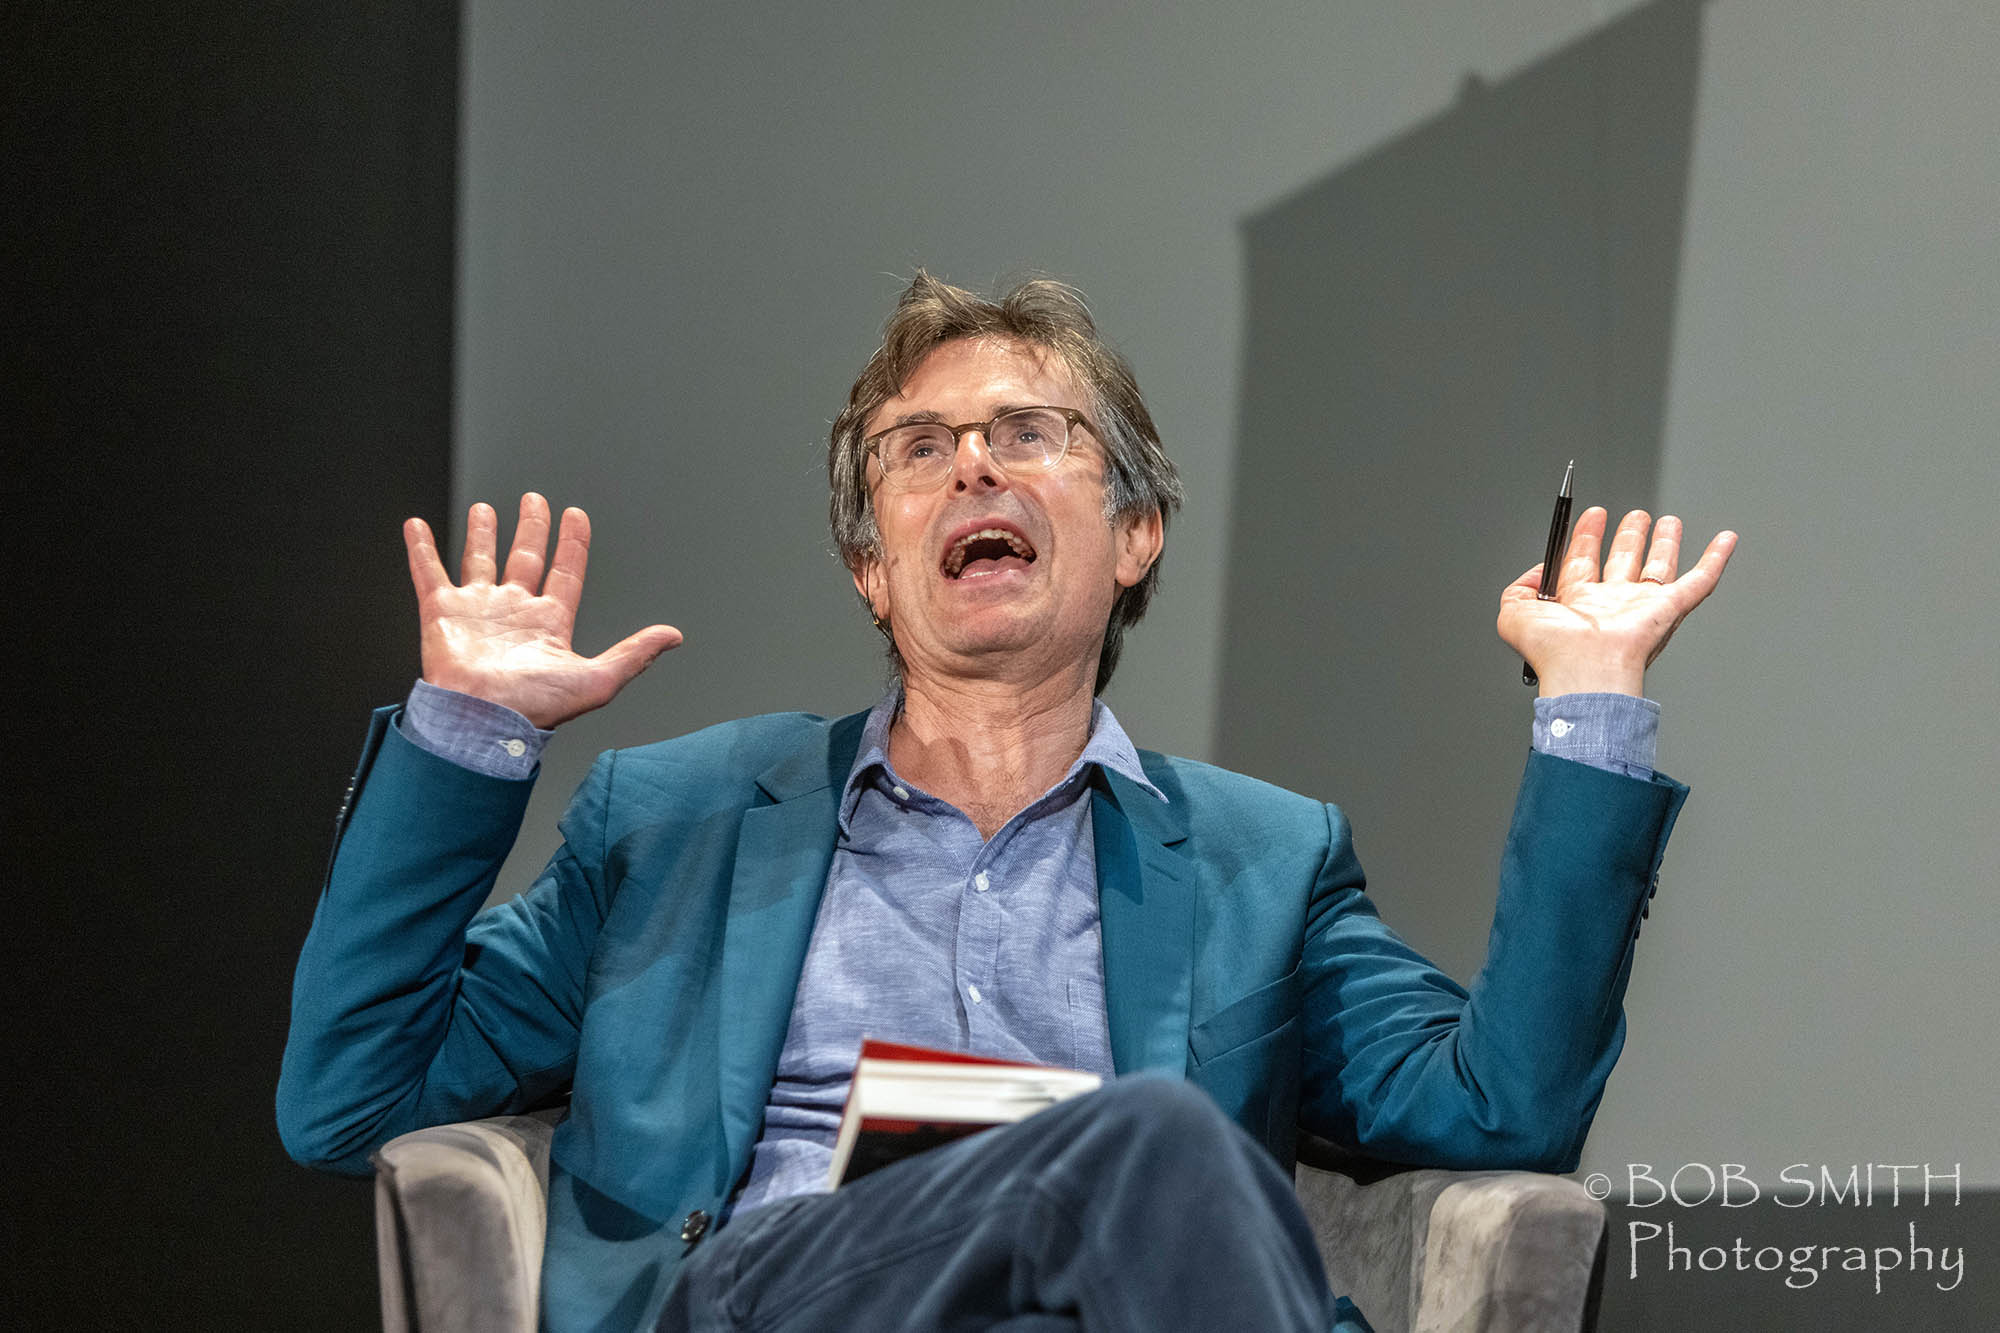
[{"xmin": 680, "ymin": 1209, "xmax": 710, "ymax": 1243}]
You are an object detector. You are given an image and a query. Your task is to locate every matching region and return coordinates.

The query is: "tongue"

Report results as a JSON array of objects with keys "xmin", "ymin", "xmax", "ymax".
[{"xmin": 958, "ymin": 554, "xmax": 1032, "ymax": 578}]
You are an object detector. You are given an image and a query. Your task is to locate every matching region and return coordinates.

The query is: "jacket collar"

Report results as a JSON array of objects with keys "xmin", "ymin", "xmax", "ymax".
[
  {"xmin": 717, "ymin": 710, "xmax": 868, "ymax": 1173},
  {"xmin": 1091, "ymin": 759, "xmax": 1194, "ymax": 1076},
  {"xmin": 754, "ymin": 708, "xmax": 868, "ymax": 804}
]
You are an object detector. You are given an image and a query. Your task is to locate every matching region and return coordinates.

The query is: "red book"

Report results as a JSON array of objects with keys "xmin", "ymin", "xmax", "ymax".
[{"xmin": 827, "ymin": 1038, "xmax": 1103, "ymax": 1187}]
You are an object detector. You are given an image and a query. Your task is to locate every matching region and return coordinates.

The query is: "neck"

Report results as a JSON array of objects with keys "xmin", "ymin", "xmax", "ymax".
[{"xmin": 889, "ymin": 661, "xmax": 1098, "ymax": 837}]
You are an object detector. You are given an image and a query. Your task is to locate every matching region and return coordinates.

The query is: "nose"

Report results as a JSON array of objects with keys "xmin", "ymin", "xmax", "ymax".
[{"xmin": 947, "ymin": 428, "xmax": 1008, "ymax": 493}]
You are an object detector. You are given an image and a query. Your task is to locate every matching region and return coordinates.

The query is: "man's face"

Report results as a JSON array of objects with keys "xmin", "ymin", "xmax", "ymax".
[{"xmin": 853, "ymin": 336, "xmax": 1162, "ymax": 689}]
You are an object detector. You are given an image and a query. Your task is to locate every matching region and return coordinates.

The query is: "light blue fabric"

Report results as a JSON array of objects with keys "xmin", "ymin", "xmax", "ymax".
[
  {"xmin": 1533, "ymin": 692, "xmax": 1659, "ymax": 779},
  {"xmin": 733, "ymin": 693, "xmax": 1160, "ymax": 1215},
  {"xmin": 280, "ymin": 706, "xmax": 1687, "ymax": 1333},
  {"xmin": 401, "ymin": 678, "xmax": 551, "ymax": 780}
]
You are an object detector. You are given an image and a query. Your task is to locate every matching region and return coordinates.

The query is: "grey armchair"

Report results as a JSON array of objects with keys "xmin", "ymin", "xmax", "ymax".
[
  {"xmin": 1291, "ymin": 1135, "xmax": 1607, "ymax": 1332},
  {"xmin": 372, "ymin": 1114, "xmax": 1605, "ymax": 1333}
]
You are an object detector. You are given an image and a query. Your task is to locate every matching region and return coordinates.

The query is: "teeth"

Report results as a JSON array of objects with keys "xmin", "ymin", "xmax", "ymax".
[{"xmin": 945, "ymin": 527, "xmax": 1035, "ymax": 577}]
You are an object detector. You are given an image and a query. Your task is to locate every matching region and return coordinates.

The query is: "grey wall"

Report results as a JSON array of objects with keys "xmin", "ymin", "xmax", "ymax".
[
  {"xmin": 1220, "ymin": 0, "xmax": 1704, "ymax": 986},
  {"xmin": 1592, "ymin": 0, "xmax": 1999, "ymax": 1186},
  {"xmin": 456, "ymin": 0, "xmax": 1998, "ymax": 1227}
]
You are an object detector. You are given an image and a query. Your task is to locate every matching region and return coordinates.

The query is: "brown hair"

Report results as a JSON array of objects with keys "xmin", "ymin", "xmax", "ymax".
[{"xmin": 828, "ymin": 271, "xmax": 1184, "ymax": 692}]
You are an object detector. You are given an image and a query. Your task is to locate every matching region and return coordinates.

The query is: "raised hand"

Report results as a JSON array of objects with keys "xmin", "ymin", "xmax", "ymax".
[
  {"xmin": 403, "ymin": 494, "xmax": 682, "ymax": 729},
  {"xmin": 1498, "ymin": 507, "xmax": 1737, "ymax": 698}
]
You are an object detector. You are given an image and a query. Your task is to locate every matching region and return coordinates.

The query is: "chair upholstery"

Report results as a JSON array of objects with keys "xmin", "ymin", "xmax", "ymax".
[
  {"xmin": 373, "ymin": 1110, "xmax": 564, "ymax": 1333},
  {"xmin": 374, "ymin": 1116, "xmax": 1605, "ymax": 1332},
  {"xmin": 1292, "ymin": 1135, "xmax": 1606, "ymax": 1332}
]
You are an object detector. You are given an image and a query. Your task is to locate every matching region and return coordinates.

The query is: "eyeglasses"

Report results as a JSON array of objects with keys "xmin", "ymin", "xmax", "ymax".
[{"xmin": 863, "ymin": 406, "xmax": 1094, "ymax": 492}]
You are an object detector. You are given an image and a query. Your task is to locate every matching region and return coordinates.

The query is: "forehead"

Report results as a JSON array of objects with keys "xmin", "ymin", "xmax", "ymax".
[{"xmin": 866, "ymin": 336, "xmax": 1081, "ymax": 432}]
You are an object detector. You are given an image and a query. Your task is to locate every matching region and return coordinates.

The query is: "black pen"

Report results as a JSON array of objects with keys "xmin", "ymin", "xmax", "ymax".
[{"xmin": 1522, "ymin": 460, "xmax": 1574, "ymax": 687}]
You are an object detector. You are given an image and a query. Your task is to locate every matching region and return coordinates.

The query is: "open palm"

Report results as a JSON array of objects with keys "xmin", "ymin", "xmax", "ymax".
[
  {"xmin": 1498, "ymin": 507, "xmax": 1737, "ymax": 698},
  {"xmin": 404, "ymin": 493, "xmax": 681, "ymax": 729}
]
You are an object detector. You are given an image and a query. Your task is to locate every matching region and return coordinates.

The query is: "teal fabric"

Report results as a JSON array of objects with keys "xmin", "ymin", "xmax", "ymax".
[{"xmin": 278, "ymin": 706, "xmax": 1686, "ymax": 1332}]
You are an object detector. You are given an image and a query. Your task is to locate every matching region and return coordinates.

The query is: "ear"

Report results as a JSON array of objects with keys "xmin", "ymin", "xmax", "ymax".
[
  {"xmin": 1113, "ymin": 507, "xmax": 1164, "ymax": 589},
  {"xmin": 851, "ymin": 554, "xmax": 889, "ymax": 621}
]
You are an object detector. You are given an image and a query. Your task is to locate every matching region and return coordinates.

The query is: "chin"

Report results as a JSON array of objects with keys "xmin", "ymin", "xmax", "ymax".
[
  {"xmin": 910, "ymin": 618, "xmax": 1041, "ymax": 669},
  {"xmin": 947, "ymin": 626, "xmax": 1045, "ymax": 664}
]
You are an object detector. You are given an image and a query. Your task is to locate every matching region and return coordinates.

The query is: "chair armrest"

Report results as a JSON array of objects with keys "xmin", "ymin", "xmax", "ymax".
[
  {"xmin": 1294, "ymin": 1136, "xmax": 1606, "ymax": 1333},
  {"xmin": 373, "ymin": 1110, "xmax": 563, "ymax": 1333},
  {"xmin": 1413, "ymin": 1172, "xmax": 1606, "ymax": 1333}
]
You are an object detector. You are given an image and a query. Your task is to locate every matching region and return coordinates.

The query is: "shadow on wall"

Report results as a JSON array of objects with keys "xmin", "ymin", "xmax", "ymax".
[{"xmin": 1216, "ymin": 0, "xmax": 1707, "ymax": 980}]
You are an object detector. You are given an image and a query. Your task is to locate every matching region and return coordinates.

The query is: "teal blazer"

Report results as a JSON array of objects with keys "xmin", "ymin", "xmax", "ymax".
[{"xmin": 279, "ymin": 706, "xmax": 1685, "ymax": 1331}]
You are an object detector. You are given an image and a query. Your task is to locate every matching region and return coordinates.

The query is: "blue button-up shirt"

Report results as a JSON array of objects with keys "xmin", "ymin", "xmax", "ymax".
[{"xmin": 728, "ymin": 692, "xmax": 1163, "ymax": 1213}]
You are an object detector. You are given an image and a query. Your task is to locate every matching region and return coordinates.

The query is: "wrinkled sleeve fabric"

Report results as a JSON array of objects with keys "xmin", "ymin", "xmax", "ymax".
[
  {"xmin": 1533, "ymin": 692, "xmax": 1659, "ymax": 780},
  {"xmin": 276, "ymin": 706, "xmax": 615, "ymax": 1176},
  {"xmin": 1298, "ymin": 750, "xmax": 1686, "ymax": 1172},
  {"xmin": 400, "ymin": 678, "xmax": 553, "ymax": 779}
]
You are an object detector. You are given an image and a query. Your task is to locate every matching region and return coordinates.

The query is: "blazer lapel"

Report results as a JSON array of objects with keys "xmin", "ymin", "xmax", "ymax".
[
  {"xmin": 1093, "ymin": 766, "xmax": 1194, "ymax": 1076},
  {"xmin": 716, "ymin": 711, "xmax": 867, "ymax": 1174}
]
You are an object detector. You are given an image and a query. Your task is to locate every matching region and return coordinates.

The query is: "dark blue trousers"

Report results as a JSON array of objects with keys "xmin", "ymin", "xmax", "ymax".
[{"xmin": 656, "ymin": 1076, "xmax": 1372, "ymax": 1332}]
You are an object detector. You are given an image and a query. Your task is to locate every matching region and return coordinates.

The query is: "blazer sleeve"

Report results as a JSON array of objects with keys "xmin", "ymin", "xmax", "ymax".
[
  {"xmin": 276, "ymin": 707, "xmax": 617, "ymax": 1176},
  {"xmin": 1297, "ymin": 749, "xmax": 1687, "ymax": 1172}
]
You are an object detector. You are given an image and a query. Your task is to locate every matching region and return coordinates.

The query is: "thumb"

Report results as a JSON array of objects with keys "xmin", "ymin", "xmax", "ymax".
[
  {"xmin": 591, "ymin": 624, "xmax": 684, "ymax": 686},
  {"xmin": 1500, "ymin": 564, "xmax": 1545, "ymax": 602}
]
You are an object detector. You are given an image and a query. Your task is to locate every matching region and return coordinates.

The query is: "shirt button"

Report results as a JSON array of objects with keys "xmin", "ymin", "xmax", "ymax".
[
  {"xmin": 967, "ymin": 984, "xmax": 983, "ymax": 1005},
  {"xmin": 892, "ymin": 784, "xmax": 910, "ymax": 801},
  {"xmin": 501, "ymin": 738, "xmax": 528, "ymax": 758},
  {"xmin": 1549, "ymin": 719, "xmax": 1574, "ymax": 738},
  {"xmin": 973, "ymin": 871, "xmax": 990, "ymax": 893},
  {"xmin": 680, "ymin": 1209, "xmax": 710, "ymax": 1243}
]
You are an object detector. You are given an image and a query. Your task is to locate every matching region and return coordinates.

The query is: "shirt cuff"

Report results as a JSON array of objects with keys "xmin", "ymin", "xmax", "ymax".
[
  {"xmin": 1532, "ymin": 692, "xmax": 1659, "ymax": 781},
  {"xmin": 397, "ymin": 678, "xmax": 552, "ymax": 780}
]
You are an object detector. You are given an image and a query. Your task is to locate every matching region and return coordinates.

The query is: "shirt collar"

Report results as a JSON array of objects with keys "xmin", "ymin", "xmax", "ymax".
[{"xmin": 837, "ymin": 689, "xmax": 1167, "ymax": 834}]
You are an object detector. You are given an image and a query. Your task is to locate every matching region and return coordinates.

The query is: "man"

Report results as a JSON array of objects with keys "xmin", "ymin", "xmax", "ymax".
[{"xmin": 279, "ymin": 273, "xmax": 1736, "ymax": 1332}]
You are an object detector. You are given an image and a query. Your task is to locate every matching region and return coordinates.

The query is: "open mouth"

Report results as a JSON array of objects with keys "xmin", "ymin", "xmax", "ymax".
[{"xmin": 942, "ymin": 527, "xmax": 1038, "ymax": 579}]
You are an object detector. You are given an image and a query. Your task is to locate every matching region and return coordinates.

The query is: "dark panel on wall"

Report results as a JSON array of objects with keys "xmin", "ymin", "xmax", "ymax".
[
  {"xmin": 1217, "ymin": 0, "xmax": 1705, "ymax": 980},
  {"xmin": 8, "ymin": 4, "xmax": 459, "ymax": 1323}
]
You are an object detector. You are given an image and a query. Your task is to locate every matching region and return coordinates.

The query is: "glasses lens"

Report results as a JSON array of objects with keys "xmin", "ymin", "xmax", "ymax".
[
  {"xmin": 878, "ymin": 425, "xmax": 954, "ymax": 488},
  {"xmin": 989, "ymin": 409, "xmax": 1069, "ymax": 470}
]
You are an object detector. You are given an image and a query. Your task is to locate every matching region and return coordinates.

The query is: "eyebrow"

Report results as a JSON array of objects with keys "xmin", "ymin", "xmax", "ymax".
[{"xmin": 880, "ymin": 403, "xmax": 1043, "ymax": 429}]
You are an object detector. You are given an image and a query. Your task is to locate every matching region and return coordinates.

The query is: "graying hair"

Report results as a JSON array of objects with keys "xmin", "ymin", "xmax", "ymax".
[{"xmin": 828, "ymin": 271, "xmax": 1184, "ymax": 693}]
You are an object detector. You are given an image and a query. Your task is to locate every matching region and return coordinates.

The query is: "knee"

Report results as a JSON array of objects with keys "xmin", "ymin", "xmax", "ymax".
[
  {"xmin": 1042, "ymin": 1078, "xmax": 1302, "ymax": 1228},
  {"xmin": 1082, "ymin": 1075, "xmax": 1236, "ymax": 1153}
]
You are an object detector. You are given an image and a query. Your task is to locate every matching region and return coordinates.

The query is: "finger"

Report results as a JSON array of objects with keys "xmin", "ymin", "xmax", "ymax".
[
  {"xmin": 502, "ymin": 492, "xmax": 553, "ymax": 589},
  {"xmin": 1501, "ymin": 563, "xmax": 1545, "ymax": 600},
  {"xmin": 1601, "ymin": 509, "xmax": 1652, "ymax": 583},
  {"xmin": 588, "ymin": 625, "xmax": 684, "ymax": 692},
  {"xmin": 1667, "ymin": 530, "xmax": 1738, "ymax": 609},
  {"xmin": 542, "ymin": 506, "xmax": 593, "ymax": 619},
  {"xmin": 1556, "ymin": 506, "xmax": 1609, "ymax": 594},
  {"xmin": 1641, "ymin": 514, "xmax": 1685, "ymax": 585},
  {"xmin": 460, "ymin": 502, "xmax": 499, "ymax": 585},
  {"xmin": 403, "ymin": 517, "xmax": 450, "ymax": 599}
]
